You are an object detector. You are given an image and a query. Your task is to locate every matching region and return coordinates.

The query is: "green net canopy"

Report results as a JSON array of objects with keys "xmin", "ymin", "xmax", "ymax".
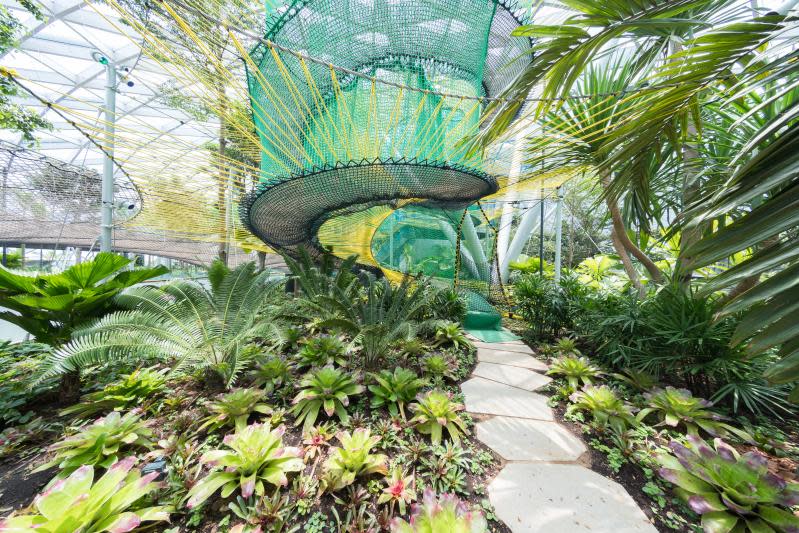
[{"xmin": 241, "ymin": 0, "xmax": 532, "ymax": 265}]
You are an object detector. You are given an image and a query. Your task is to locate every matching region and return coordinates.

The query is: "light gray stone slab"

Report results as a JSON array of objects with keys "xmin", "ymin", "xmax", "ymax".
[
  {"xmin": 474, "ymin": 341, "xmax": 534, "ymax": 354},
  {"xmin": 488, "ymin": 463, "xmax": 657, "ymax": 533},
  {"xmin": 476, "ymin": 417, "xmax": 586, "ymax": 462},
  {"xmin": 472, "ymin": 362, "xmax": 551, "ymax": 391},
  {"xmin": 477, "ymin": 348, "xmax": 548, "ymax": 372},
  {"xmin": 461, "ymin": 377, "xmax": 553, "ymax": 421}
]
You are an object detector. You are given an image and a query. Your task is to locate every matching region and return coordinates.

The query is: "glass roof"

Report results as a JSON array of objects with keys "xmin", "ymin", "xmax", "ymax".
[{"xmin": 0, "ymin": 0, "xmax": 215, "ymax": 172}]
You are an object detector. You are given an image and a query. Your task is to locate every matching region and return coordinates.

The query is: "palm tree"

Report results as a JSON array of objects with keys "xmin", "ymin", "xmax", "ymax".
[
  {"xmin": 40, "ymin": 262, "xmax": 284, "ymax": 389},
  {"xmin": 520, "ymin": 56, "xmax": 664, "ymax": 295}
]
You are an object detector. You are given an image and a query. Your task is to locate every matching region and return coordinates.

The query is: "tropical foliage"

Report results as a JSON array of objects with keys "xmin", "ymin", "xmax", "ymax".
[
  {"xmin": 409, "ymin": 391, "xmax": 468, "ymax": 444},
  {"xmin": 290, "ymin": 367, "xmax": 363, "ymax": 431},
  {"xmin": 658, "ymin": 437, "xmax": 799, "ymax": 533},
  {"xmin": 0, "ymin": 458, "xmax": 170, "ymax": 532},
  {"xmin": 42, "ymin": 262, "xmax": 284, "ymax": 389},
  {"xmin": 187, "ymin": 423, "xmax": 303, "ymax": 508}
]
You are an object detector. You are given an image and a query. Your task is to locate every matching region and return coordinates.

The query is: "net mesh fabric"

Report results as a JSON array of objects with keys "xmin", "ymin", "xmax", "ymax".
[{"xmin": 242, "ymin": 0, "xmax": 531, "ymax": 307}]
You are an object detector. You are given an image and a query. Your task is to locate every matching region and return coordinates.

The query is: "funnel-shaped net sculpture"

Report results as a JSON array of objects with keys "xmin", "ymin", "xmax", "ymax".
[{"xmin": 241, "ymin": 0, "xmax": 531, "ymax": 307}]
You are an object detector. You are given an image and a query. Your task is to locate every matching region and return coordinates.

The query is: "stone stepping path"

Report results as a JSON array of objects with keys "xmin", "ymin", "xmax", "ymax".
[
  {"xmin": 477, "ymin": 348, "xmax": 548, "ymax": 372},
  {"xmin": 463, "ymin": 339, "xmax": 656, "ymax": 533},
  {"xmin": 472, "ymin": 362, "xmax": 552, "ymax": 392}
]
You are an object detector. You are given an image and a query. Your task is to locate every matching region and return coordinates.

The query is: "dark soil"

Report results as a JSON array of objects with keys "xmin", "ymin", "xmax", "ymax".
[{"xmin": 0, "ymin": 455, "xmax": 56, "ymax": 513}]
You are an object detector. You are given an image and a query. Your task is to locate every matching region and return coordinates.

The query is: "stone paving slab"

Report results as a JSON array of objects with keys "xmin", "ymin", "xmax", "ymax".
[
  {"xmin": 472, "ymin": 362, "xmax": 551, "ymax": 392},
  {"xmin": 473, "ymin": 341, "xmax": 534, "ymax": 354},
  {"xmin": 488, "ymin": 463, "xmax": 657, "ymax": 533},
  {"xmin": 476, "ymin": 417, "xmax": 586, "ymax": 462},
  {"xmin": 461, "ymin": 377, "xmax": 553, "ymax": 421},
  {"xmin": 477, "ymin": 348, "xmax": 548, "ymax": 372}
]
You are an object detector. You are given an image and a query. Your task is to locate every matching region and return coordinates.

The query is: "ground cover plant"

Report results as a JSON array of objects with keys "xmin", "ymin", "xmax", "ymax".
[{"xmin": 0, "ymin": 256, "xmax": 505, "ymax": 532}]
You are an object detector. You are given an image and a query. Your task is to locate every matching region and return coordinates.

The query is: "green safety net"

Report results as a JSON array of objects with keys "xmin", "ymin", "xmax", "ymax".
[{"xmin": 240, "ymin": 0, "xmax": 532, "ymax": 334}]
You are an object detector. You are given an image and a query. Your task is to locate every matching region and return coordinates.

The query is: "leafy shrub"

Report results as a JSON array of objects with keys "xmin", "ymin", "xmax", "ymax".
[
  {"xmin": 36, "ymin": 410, "xmax": 153, "ymax": 477},
  {"xmin": 61, "ymin": 367, "xmax": 167, "ymax": 419},
  {"xmin": 200, "ymin": 388, "xmax": 273, "ymax": 432},
  {"xmin": 0, "ymin": 417, "xmax": 51, "ymax": 458},
  {"xmin": 658, "ymin": 436, "xmax": 799, "ymax": 533},
  {"xmin": 409, "ymin": 391, "xmax": 468, "ymax": 444},
  {"xmin": 638, "ymin": 387, "xmax": 750, "ymax": 441},
  {"xmin": 296, "ymin": 335, "xmax": 348, "ymax": 369},
  {"xmin": 321, "ymin": 428, "xmax": 388, "ymax": 492},
  {"xmin": 424, "ymin": 285, "xmax": 467, "ymax": 323},
  {"xmin": 513, "ymin": 273, "xmax": 567, "ymax": 339},
  {"xmin": 568, "ymin": 385, "xmax": 636, "ymax": 435},
  {"xmin": 547, "ymin": 355, "xmax": 602, "ymax": 391},
  {"xmin": 369, "ymin": 367, "xmax": 426, "ymax": 419},
  {"xmin": 0, "ymin": 341, "xmax": 55, "ymax": 425},
  {"xmin": 432, "ymin": 321, "xmax": 471, "ymax": 350},
  {"xmin": 187, "ymin": 423, "xmax": 303, "ymax": 508},
  {"xmin": 0, "ymin": 457, "xmax": 170, "ymax": 532},
  {"xmin": 290, "ymin": 367, "xmax": 363, "ymax": 431},
  {"xmin": 390, "ymin": 488, "xmax": 487, "ymax": 533}
]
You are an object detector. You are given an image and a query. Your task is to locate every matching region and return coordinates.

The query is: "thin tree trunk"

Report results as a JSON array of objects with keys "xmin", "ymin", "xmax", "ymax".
[
  {"xmin": 59, "ymin": 371, "xmax": 81, "ymax": 404},
  {"xmin": 600, "ymin": 173, "xmax": 664, "ymax": 284},
  {"xmin": 609, "ymin": 218, "xmax": 646, "ymax": 298}
]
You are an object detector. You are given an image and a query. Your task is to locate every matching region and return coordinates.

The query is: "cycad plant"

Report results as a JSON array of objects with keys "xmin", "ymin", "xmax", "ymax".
[
  {"xmin": 0, "ymin": 252, "xmax": 167, "ymax": 400},
  {"xmin": 318, "ymin": 276, "xmax": 429, "ymax": 369},
  {"xmin": 40, "ymin": 262, "xmax": 284, "ymax": 389}
]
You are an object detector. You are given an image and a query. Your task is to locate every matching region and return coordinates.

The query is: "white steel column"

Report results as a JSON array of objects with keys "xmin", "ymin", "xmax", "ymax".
[
  {"xmin": 496, "ymin": 137, "xmax": 525, "ymax": 268},
  {"xmin": 99, "ymin": 55, "xmax": 116, "ymax": 253},
  {"xmin": 554, "ymin": 187, "xmax": 564, "ymax": 281}
]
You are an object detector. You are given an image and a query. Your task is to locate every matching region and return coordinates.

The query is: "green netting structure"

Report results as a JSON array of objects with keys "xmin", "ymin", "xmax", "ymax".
[{"xmin": 240, "ymin": 0, "xmax": 532, "ymax": 332}]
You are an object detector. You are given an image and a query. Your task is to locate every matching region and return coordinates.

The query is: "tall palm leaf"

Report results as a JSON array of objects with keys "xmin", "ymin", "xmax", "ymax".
[{"xmin": 40, "ymin": 262, "xmax": 284, "ymax": 389}]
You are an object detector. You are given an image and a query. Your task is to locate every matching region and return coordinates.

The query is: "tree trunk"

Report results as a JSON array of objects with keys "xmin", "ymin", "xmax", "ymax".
[
  {"xmin": 600, "ymin": 173, "xmax": 664, "ymax": 284},
  {"xmin": 59, "ymin": 371, "xmax": 81, "ymax": 404},
  {"xmin": 609, "ymin": 220, "xmax": 646, "ymax": 298},
  {"xmin": 257, "ymin": 250, "xmax": 266, "ymax": 271}
]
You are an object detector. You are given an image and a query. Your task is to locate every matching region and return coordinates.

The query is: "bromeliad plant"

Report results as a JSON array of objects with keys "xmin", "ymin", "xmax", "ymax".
[
  {"xmin": 61, "ymin": 367, "xmax": 168, "ymax": 419},
  {"xmin": 378, "ymin": 469, "xmax": 416, "ymax": 515},
  {"xmin": 36, "ymin": 410, "xmax": 154, "ymax": 477},
  {"xmin": 409, "ymin": 391, "xmax": 469, "ymax": 444},
  {"xmin": 0, "ymin": 457, "xmax": 170, "ymax": 532},
  {"xmin": 290, "ymin": 367, "xmax": 363, "ymax": 431},
  {"xmin": 321, "ymin": 428, "xmax": 388, "ymax": 492},
  {"xmin": 296, "ymin": 335, "xmax": 348, "ymax": 369},
  {"xmin": 200, "ymin": 388, "xmax": 273, "ymax": 432},
  {"xmin": 251, "ymin": 355, "xmax": 291, "ymax": 394},
  {"xmin": 547, "ymin": 354, "xmax": 602, "ymax": 391},
  {"xmin": 568, "ymin": 385, "xmax": 637, "ymax": 435},
  {"xmin": 432, "ymin": 321, "xmax": 471, "ymax": 350},
  {"xmin": 369, "ymin": 367, "xmax": 427, "ymax": 419},
  {"xmin": 422, "ymin": 354, "xmax": 456, "ymax": 380},
  {"xmin": 186, "ymin": 423, "xmax": 303, "ymax": 508},
  {"xmin": 390, "ymin": 488, "xmax": 487, "ymax": 533},
  {"xmin": 658, "ymin": 436, "xmax": 799, "ymax": 533},
  {"xmin": 638, "ymin": 387, "xmax": 751, "ymax": 441}
]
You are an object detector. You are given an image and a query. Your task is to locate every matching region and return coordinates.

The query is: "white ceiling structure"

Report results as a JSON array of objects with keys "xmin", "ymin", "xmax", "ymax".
[{"xmin": 0, "ymin": 0, "xmax": 214, "ymax": 173}]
